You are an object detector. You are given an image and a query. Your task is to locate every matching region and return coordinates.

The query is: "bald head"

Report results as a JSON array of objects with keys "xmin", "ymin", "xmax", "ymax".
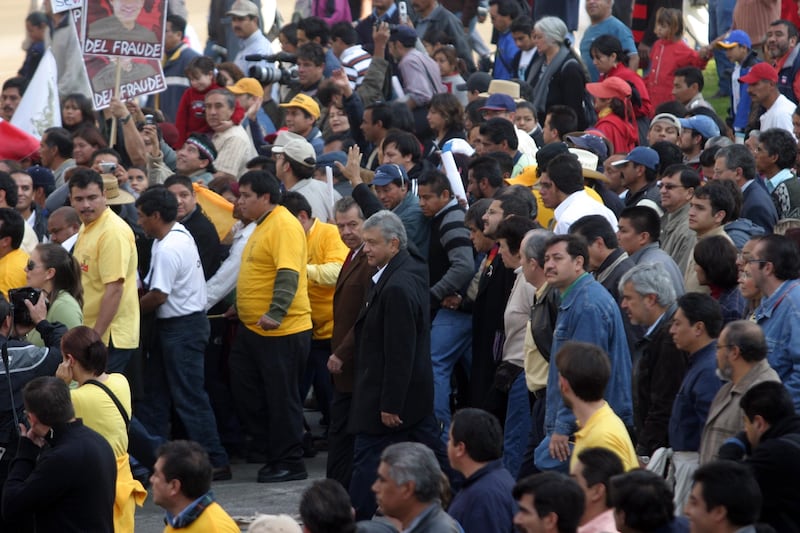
[{"xmin": 48, "ymin": 206, "xmax": 80, "ymax": 244}]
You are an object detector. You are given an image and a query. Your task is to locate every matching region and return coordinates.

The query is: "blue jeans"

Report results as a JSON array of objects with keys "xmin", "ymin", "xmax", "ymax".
[
  {"xmin": 430, "ymin": 309, "xmax": 473, "ymax": 445},
  {"xmin": 137, "ymin": 312, "xmax": 229, "ymax": 467},
  {"xmin": 709, "ymin": 0, "xmax": 736, "ymax": 97},
  {"xmin": 503, "ymin": 371, "xmax": 531, "ymax": 478}
]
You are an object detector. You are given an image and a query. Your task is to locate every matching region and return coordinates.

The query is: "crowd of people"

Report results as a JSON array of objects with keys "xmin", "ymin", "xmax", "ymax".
[{"xmin": 4, "ymin": 0, "xmax": 800, "ymax": 530}]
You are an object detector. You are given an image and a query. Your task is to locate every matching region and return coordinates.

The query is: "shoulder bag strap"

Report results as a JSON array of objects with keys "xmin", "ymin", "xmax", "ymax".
[{"xmin": 85, "ymin": 379, "xmax": 130, "ymax": 430}]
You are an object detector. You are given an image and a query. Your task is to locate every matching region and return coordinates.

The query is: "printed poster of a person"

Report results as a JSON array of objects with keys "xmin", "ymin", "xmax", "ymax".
[
  {"xmin": 85, "ymin": 55, "xmax": 165, "ymax": 109},
  {"xmin": 83, "ymin": 0, "xmax": 166, "ymax": 58}
]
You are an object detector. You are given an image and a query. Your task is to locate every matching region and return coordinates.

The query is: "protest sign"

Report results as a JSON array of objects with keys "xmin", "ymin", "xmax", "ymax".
[
  {"xmin": 82, "ymin": 0, "xmax": 166, "ymax": 59},
  {"xmin": 84, "ymin": 55, "xmax": 166, "ymax": 110}
]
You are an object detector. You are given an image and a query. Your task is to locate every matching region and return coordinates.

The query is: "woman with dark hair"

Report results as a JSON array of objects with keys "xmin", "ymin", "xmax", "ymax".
[
  {"xmin": 585, "ymin": 77, "xmax": 639, "ymax": 153},
  {"xmin": 61, "ymin": 93, "xmax": 97, "ymax": 133},
  {"xmin": 25, "ymin": 243, "xmax": 83, "ymax": 347},
  {"xmin": 72, "ymin": 124, "xmax": 108, "ymax": 166},
  {"xmin": 590, "ymin": 34, "xmax": 653, "ymax": 142},
  {"xmin": 425, "ymin": 93, "xmax": 466, "ymax": 161},
  {"xmin": 694, "ymin": 235, "xmax": 747, "ymax": 325},
  {"xmin": 56, "ymin": 326, "xmax": 146, "ymax": 532},
  {"xmin": 527, "ymin": 16, "xmax": 590, "ymax": 129}
]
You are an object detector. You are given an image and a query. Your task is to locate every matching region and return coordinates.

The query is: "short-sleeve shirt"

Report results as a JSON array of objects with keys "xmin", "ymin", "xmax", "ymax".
[
  {"xmin": 0, "ymin": 248, "xmax": 28, "ymax": 298},
  {"xmin": 236, "ymin": 205, "xmax": 312, "ymax": 336},
  {"xmin": 144, "ymin": 223, "xmax": 207, "ymax": 319},
  {"xmin": 579, "ymin": 17, "xmax": 637, "ymax": 82},
  {"xmin": 71, "ymin": 373, "xmax": 132, "ymax": 457},
  {"xmin": 73, "ymin": 208, "xmax": 139, "ymax": 349}
]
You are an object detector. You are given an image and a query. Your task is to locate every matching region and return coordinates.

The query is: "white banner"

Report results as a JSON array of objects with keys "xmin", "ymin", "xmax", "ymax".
[
  {"xmin": 11, "ymin": 49, "xmax": 61, "ymax": 140},
  {"xmin": 51, "ymin": 0, "xmax": 82, "ymax": 14}
]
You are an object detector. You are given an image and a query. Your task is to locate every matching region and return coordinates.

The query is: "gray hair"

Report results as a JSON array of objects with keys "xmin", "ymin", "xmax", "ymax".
[
  {"xmin": 618, "ymin": 262, "xmax": 676, "ymax": 307},
  {"xmin": 205, "ymin": 88, "xmax": 235, "ymax": 109},
  {"xmin": 380, "ymin": 442, "xmax": 441, "ymax": 503},
  {"xmin": 534, "ymin": 17, "xmax": 568, "ymax": 47},
  {"xmin": 521, "ymin": 229, "xmax": 555, "ymax": 266},
  {"xmin": 334, "ymin": 196, "xmax": 364, "ymax": 219},
  {"xmin": 723, "ymin": 320, "xmax": 767, "ymax": 363},
  {"xmin": 716, "ymin": 144, "xmax": 756, "ymax": 181},
  {"xmin": 705, "ymin": 136, "xmax": 733, "ymax": 150},
  {"xmin": 362, "ymin": 210, "xmax": 408, "ymax": 250}
]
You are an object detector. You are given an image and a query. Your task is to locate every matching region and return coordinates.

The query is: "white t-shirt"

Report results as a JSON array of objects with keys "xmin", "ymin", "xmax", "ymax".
[
  {"xmin": 760, "ymin": 93, "xmax": 798, "ymax": 140},
  {"xmin": 553, "ymin": 190, "xmax": 618, "ymax": 235},
  {"xmin": 145, "ymin": 222, "xmax": 207, "ymax": 319}
]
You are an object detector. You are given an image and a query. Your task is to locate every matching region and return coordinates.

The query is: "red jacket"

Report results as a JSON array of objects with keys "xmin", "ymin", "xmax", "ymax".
[
  {"xmin": 174, "ymin": 82, "xmax": 245, "ymax": 145},
  {"xmin": 645, "ymin": 38, "xmax": 708, "ymax": 109},
  {"xmin": 594, "ymin": 109, "xmax": 638, "ymax": 154},
  {"xmin": 603, "ymin": 63, "xmax": 653, "ymax": 119}
]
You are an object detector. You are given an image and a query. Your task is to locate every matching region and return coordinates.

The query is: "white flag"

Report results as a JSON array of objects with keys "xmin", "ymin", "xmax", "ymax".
[{"xmin": 11, "ymin": 49, "xmax": 61, "ymax": 140}]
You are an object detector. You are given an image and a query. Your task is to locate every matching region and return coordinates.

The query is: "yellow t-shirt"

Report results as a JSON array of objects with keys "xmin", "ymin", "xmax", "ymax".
[
  {"xmin": 71, "ymin": 373, "xmax": 131, "ymax": 457},
  {"xmin": 237, "ymin": 205, "xmax": 312, "ymax": 336},
  {"xmin": 0, "ymin": 248, "xmax": 28, "ymax": 299},
  {"xmin": 571, "ymin": 402, "xmax": 638, "ymax": 472},
  {"xmin": 523, "ymin": 284, "xmax": 549, "ymax": 392},
  {"xmin": 306, "ymin": 219, "xmax": 349, "ymax": 340},
  {"xmin": 73, "ymin": 208, "xmax": 139, "ymax": 349}
]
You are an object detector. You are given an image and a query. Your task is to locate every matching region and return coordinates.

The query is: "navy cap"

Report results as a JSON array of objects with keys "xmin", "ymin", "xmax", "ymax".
[
  {"xmin": 565, "ymin": 132, "xmax": 610, "ymax": 160},
  {"xmin": 535, "ymin": 142, "xmax": 570, "ymax": 169},
  {"xmin": 315, "ymin": 151, "xmax": 347, "ymax": 169},
  {"xmin": 612, "ymin": 146, "xmax": 660, "ymax": 170},
  {"xmin": 480, "ymin": 93, "xmax": 516, "ymax": 112},
  {"xmin": 678, "ymin": 115, "xmax": 721, "ymax": 140},
  {"xmin": 26, "ymin": 165, "xmax": 55, "ymax": 190},
  {"xmin": 389, "ymin": 26, "xmax": 418, "ymax": 47},
  {"xmin": 456, "ymin": 71, "xmax": 491, "ymax": 92},
  {"xmin": 372, "ymin": 164, "xmax": 409, "ymax": 186}
]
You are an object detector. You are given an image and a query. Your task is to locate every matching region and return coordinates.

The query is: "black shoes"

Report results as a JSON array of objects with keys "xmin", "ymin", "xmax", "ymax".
[
  {"xmin": 257, "ymin": 463, "xmax": 308, "ymax": 483},
  {"xmin": 212, "ymin": 465, "xmax": 233, "ymax": 481}
]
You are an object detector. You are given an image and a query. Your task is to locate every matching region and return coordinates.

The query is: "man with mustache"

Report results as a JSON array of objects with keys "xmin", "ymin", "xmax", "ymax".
[
  {"xmin": 0, "ymin": 78, "xmax": 25, "ymax": 122},
  {"xmin": 69, "ymin": 169, "xmax": 139, "ymax": 373}
]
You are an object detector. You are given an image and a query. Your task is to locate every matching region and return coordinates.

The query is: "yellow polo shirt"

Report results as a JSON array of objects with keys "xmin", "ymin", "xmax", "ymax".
[
  {"xmin": 305, "ymin": 219, "xmax": 348, "ymax": 340},
  {"xmin": 0, "ymin": 248, "xmax": 29, "ymax": 298},
  {"xmin": 237, "ymin": 205, "xmax": 312, "ymax": 336},
  {"xmin": 571, "ymin": 402, "xmax": 638, "ymax": 472},
  {"xmin": 73, "ymin": 208, "xmax": 139, "ymax": 349}
]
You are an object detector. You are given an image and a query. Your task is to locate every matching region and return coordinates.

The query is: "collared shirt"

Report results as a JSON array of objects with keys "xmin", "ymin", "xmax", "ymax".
[
  {"xmin": 397, "ymin": 49, "xmax": 445, "ymax": 106},
  {"xmin": 765, "ymin": 167, "xmax": 794, "ymax": 194},
  {"xmin": 578, "ymin": 508, "xmax": 619, "ymax": 533},
  {"xmin": 372, "ymin": 262, "xmax": 389, "ymax": 284}
]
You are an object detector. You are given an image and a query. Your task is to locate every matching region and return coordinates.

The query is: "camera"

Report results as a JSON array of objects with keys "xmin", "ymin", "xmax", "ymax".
[
  {"xmin": 144, "ymin": 114, "xmax": 155, "ymax": 125},
  {"xmin": 373, "ymin": 20, "xmax": 399, "ymax": 30},
  {"xmin": 248, "ymin": 64, "xmax": 298, "ymax": 85},
  {"xmin": 8, "ymin": 287, "xmax": 41, "ymax": 327},
  {"xmin": 99, "ymin": 162, "xmax": 117, "ymax": 174}
]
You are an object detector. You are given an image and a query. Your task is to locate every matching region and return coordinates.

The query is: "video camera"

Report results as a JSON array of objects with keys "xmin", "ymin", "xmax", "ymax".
[{"xmin": 245, "ymin": 53, "xmax": 299, "ymax": 85}]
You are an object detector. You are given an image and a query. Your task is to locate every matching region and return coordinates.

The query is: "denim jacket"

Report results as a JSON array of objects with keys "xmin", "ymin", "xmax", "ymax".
[
  {"xmin": 754, "ymin": 279, "xmax": 800, "ymax": 409},
  {"xmin": 545, "ymin": 273, "xmax": 634, "ymax": 436}
]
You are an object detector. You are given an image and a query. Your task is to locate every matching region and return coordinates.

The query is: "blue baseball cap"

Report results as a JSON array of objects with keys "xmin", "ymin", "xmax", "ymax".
[
  {"xmin": 389, "ymin": 26, "xmax": 418, "ymax": 47},
  {"xmin": 612, "ymin": 146, "xmax": 660, "ymax": 171},
  {"xmin": 480, "ymin": 93, "xmax": 516, "ymax": 112},
  {"xmin": 678, "ymin": 115, "xmax": 720, "ymax": 140},
  {"xmin": 372, "ymin": 164, "xmax": 409, "ymax": 186},
  {"xmin": 717, "ymin": 30, "xmax": 751, "ymax": 49},
  {"xmin": 315, "ymin": 151, "xmax": 347, "ymax": 170}
]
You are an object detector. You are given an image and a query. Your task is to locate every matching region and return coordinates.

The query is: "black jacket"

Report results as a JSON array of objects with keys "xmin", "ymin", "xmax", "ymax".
[
  {"xmin": 350, "ymin": 249, "xmax": 432, "ymax": 435},
  {"xmin": 2, "ymin": 419, "xmax": 116, "ymax": 532},
  {"xmin": 633, "ymin": 304, "xmax": 689, "ymax": 456},
  {"xmin": 181, "ymin": 206, "xmax": 222, "ymax": 280},
  {"xmin": 744, "ymin": 415, "xmax": 800, "ymax": 532}
]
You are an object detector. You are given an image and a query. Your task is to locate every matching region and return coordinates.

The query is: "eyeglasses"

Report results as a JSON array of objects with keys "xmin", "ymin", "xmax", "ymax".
[
  {"xmin": 716, "ymin": 344, "xmax": 734, "ymax": 351},
  {"xmin": 25, "ymin": 260, "xmax": 38, "ymax": 272},
  {"xmin": 657, "ymin": 181, "xmax": 684, "ymax": 190},
  {"xmin": 745, "ymin": 259, "xmax": 769, "ymax": 265}
]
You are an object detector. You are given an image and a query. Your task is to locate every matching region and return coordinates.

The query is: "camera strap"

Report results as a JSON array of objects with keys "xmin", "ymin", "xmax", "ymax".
[
  {"xmin": 0, "ymin": 339, "xmax": 20, "ymax": 439},
  {"xmin": 85, "ymin": 379, "xmax": 130, "ymax": 431}
]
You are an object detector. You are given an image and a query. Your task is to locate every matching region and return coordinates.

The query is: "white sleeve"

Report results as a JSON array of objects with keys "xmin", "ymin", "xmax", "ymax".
[{"xmin": 205, "ymin": 230, "xmax": 248, "ymax": 309}]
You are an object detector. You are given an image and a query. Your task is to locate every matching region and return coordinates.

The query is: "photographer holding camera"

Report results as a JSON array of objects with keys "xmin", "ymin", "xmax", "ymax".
[{"xmin": 0, "ymin": 291, "xmax": 68, "ymax": 532}]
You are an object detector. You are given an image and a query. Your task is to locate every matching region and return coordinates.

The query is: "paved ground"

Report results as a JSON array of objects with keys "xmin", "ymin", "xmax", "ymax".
[{"xmin": 135, "ymin": 414, "xmax": 329, "ymax": 532}]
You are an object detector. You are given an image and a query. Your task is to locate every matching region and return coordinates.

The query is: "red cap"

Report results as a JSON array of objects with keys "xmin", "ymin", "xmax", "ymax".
[
  {"xmin": 739, "ymin": 62, "xmax": 778, "ymax": 84},
  {"xmin": 586, "ymin": 77, "xmax": 632, "ymax": 100}
]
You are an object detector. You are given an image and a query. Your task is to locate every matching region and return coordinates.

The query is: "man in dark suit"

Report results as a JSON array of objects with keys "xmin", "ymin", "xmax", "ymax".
[
  {"xmin": 347, "ymin": 210, "xmax": 442, "ymax": 520},
  {"xmin": 714, "ymin": 145, "xmax": 778, "ymax": 233},
  {"xmin": 326, "ymin": 197, "xmax": 373, "ymax": 489}
]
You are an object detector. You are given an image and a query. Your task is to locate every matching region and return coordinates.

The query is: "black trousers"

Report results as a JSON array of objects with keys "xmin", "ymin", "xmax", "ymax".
[
  {"xmin": 229, "ymin": 326, "xmax": 311, "ymax": 467},
  {"xmin": 326, "ymin": 390, "xmax": 354, "ymax": 487}
]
